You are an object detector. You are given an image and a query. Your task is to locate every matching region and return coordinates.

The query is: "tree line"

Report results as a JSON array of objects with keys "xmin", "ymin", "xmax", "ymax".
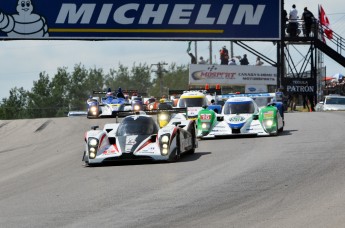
[{"xmin": 0, "ymin": 63, "xmax": 189, "ymax": 119}]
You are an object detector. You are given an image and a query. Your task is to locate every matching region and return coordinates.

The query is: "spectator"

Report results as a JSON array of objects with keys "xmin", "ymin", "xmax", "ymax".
[
  {"xmin": 116, "ymin": 87, "xmax": 125, "ymax": 99},
  {"xmin": 239, "ymin": 54, "xmax": 249, "ymax": 65},
  {"xmin": 219, "ymin": 46, "xmax": 229, "ymax": 65},
  {"xmin": 87, "ymin": 95, "xmax": 94, "ymax": 103},
  {"xmin": 255, "ymin": 56, "xmax": 264, "ymax": 66},
  {"xmin": 229, "ymin": 58, "xmax": 237, "ymax": 65},
  {"xmin": 288, "ymin": 4, "xmax": 298, "ymax": 37},
  {"xmin": 188, "ymin": 52, "xmax": 197, "ymax": 64},
  {"xmin": 283, "ymin": 9, "xmax": 288, "ymax": 24},
  {"xmin": 198, "ymin": 56, "xmax": 207, "ymax": 64},
  {"xmin": 301, "ymin": 7, "xmax": 315, "ymax": 37}
]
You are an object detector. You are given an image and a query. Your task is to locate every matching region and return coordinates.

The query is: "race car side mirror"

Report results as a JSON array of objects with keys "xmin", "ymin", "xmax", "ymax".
[
  {"xmin": 150, "ymin": 134, "xmax": 157, "ymax": 142},
  {"xmin": 108, "ymin": 137, "xmax": 116, "ymax": 144},
  {"xmin": 217, "ymin": 116, "xmax": 224, "ymax": 121},
  {"xmin": 252, "ymin": 114, "xmax": 259, "ymax": 120},
  {"xmin": 91, "ymin": 126, "xmax": 99, "ymax": 130},
  {"xmin": 173, "ymin": 121, "xmax": 181, "ymax": 126}
]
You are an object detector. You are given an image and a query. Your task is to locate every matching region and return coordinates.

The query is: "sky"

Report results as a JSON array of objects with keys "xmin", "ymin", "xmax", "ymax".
[{"xmin": 0, "ymin": 1, "xmax": 344, "ymax": 100}]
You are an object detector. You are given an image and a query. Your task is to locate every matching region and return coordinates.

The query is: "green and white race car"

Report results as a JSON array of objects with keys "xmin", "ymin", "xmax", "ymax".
[{"xmin": 197, "ymin": 94, "xmax": 284, "ymax": 138}]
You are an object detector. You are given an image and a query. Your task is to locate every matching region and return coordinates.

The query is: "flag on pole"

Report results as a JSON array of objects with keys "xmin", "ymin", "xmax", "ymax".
[
  {"xmin": 186, "ymin": 41, "xmax": 192, "ymax": 53},
  {"xmin": 319, "ymin": 5, "xmax": 333, "ymax": 40}
]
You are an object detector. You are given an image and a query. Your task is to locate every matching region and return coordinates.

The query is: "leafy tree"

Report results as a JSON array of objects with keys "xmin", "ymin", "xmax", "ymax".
[
  {"xmin": 0, "ymin": 87, "xmax": 28, "ymax": 119},
  {"xmin": 0, "ymin": 61, "xmax": 190, "ymax": 119},
  {"xmin": 149, "ymin": 63, "xmax": 189, "ymax": 98},
  {"xmin": 104, "ymin": 64, "xmax": 131, "ymax": 92},
  {"xmin": 26, "ymin": 72, "xmax": 55, "ymax": 118},
  {"xmin": 85, "ymin": 67, "xmax": 104, "ymax": 94},
  {"xmin": 51, "ymin": 67, "xmax": 70, "ymax": 117},
  {"xmin": 68, "ymin": 64, "xmax": 90, "ymax": 110},
  {"xmin": 130, "ymin": 63, "xmax": 151, "ymax": 95}
]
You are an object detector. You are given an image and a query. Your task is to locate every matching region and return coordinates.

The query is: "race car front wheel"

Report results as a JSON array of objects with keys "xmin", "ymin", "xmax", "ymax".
[{"xmin": 168, "ymin": 131, "xmax": 181, "ymax": 162}]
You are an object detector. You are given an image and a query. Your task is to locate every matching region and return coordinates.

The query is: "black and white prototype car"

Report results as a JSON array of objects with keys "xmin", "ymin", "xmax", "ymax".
[{"xmin": 83, "ymin": 111, "xmax": 197, "ymax": 166}]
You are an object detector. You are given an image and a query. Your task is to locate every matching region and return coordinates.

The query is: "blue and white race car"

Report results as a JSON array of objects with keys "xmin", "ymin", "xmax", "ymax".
[
  {"xmin": 197, "ymin": 94, "xmax": 284, "ymax": 138},
  {"xmin": 87, "ymin": 88, "xmax": 134, "ymax": 118},
  {"xmin": 83, "ymin": 111, "xmax": 198, "ymax": 166}
]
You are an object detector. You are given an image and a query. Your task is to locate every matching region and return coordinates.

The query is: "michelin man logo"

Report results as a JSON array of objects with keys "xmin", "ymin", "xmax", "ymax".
[{"xmin": 0, "ymin": 0, "xmax": 49, "ymax": 38}]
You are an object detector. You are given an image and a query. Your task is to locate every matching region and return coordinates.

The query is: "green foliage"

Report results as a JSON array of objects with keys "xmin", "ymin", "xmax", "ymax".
[
  {"xmin": 0, "ymin": 62, "xmax": 189, "ymax": 119},
  {"xmin": 149, "ymin": 63, "xmax": 189, "ymax": 97},
  {"xmin": 0, "ymin": 87, "xmax": 28, "ymax": 119}
]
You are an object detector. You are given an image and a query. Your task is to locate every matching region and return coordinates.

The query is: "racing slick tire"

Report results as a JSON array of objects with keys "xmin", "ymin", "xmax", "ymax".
[
  {"xmin": 278, "ymin": 120, "xmax": 284, "ymax": 133},
  {"xmin": 168, "ymin": 148, "xmax": 180, "ymax": 162},
  {"xmin": 278, "ymin": 126, "xmax": 284, "ymax": 133},
  {"xmin": 186, "ymin": 125, "xmax": 196, "ymax": 154}
]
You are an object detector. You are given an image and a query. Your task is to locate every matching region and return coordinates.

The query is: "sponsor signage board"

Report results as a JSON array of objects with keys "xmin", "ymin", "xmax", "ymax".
[
  {"xmin": 189, "ymin": 64, "xmax": 277, "ymax": 86},
  {"xmin": 283, "ymin": 78, "xmax": 316, "ymax": 94},
  {"xmin": 0, "ymin": 0, "xmax": 280, "ymax": 40}
]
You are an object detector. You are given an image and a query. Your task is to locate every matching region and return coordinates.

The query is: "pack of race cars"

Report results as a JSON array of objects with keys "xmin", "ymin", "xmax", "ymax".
[{"xmin": 82, "ymin": 89, "xmax": 285, "ymax": 166}]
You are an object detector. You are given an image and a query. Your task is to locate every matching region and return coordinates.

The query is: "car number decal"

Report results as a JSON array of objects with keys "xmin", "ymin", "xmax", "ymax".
[{"xmin": 200, "ymin": 114, "xmax": 211, "ymax": 120}]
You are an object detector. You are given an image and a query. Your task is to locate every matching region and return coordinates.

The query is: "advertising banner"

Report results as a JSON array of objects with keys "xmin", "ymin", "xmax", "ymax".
[
  {"xmin": 0, "ymin": 0, "xmax": 280, "ymax": 40},
  {"xmin": 245, "ymin": 84, "xmax": 268, "ymax": 93},
  {"xmin": 283, "ymin": 78, "xmax": 316, "ymax": 95},
  {"xmin": 189, "ymin": 64, "xmax": 277, "ymax": 86}
]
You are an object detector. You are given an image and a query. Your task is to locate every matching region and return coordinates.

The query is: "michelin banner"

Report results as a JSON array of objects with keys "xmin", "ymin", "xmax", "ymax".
[
  {"xmin": 189, "ymin": 64, "xmax": 277, "ymax": 86},
  {"xmin": 0, "ymin": 0, "xmax": 280, "ymax": 40}
]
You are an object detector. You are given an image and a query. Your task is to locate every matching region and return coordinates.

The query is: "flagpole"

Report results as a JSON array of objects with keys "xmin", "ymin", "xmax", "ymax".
[
  {"xmin": 194, "ymin": 41, "xmax": 198, "ymax": 62},
  {"xmin": 209, "ymin": 41, "xmax": 212, "ymax": 64}
]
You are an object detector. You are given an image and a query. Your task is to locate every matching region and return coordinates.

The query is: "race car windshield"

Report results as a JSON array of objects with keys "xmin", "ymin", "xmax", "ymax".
[
  {"xmin": 133, "ymin": 97, "xmax": 142, "ymax": 102},
  {"xmin": 325, "ymin": 97, "xmax": 345, "ymax": 105},
  {"xmin": 116, "ymin": 116, "xmax": 158, "ymax": 136},
  {"xmin": 253, "ymin": 97, "xmax": 272, "ymax": 107},
  {"xmin": 223, "ymin": 101, "xmax": 255, "ymax": 114},
  {"xmin": 178, "ymin": 98, "xmax": 206, "ymax": 108}
]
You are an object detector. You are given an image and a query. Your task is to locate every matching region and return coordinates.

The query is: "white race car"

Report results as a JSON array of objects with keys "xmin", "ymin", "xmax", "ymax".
[{"xmin": 83, "ymin": 111, "xmax": 198, "ymax": 166}]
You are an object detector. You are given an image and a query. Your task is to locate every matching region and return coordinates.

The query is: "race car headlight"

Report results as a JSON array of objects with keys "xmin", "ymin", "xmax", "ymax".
[
  {"xmin": 201, "ymin": 122, "xmax": 210, "ymax": 129},
  {"xmin": 90, "ymin": 152, "xmax": 96, "ymax": 159},
  {"xmin": 162, "ymin": 148, "xmax": 169, "ymax": 155},
  {"xmin": 90, "ymin": 106, "xmax": 97, "ymax": 112},
  {"xmin": 133, "ymin": 104, "xmax": 140, "ymax": 111},
  {"xmin": 264, "ymin": 120, "xmax": 273, "ymax": 127},
  {"xmin": 158, "ymin": 112, "xmax": 171, "ymax": 128},
  {"xmin": 262, "ymin": 119, "xmax": 276, "ymax": 133},
  {"xmin": 160, "ymin": 134, "xmax": 170, "ymax": 156},
  {"xmin": 89, "ymin": 138, "xmax": 98, "ymax": 147},
  {"xmin": 158, "ymin": 113, "xmax": 169, "ymax": 121},
  {"xmin": 161, "ymin": 135, "xmax": 169, "ymax": 143},
  {"xmin": 88, "ymin": 138, "xmax": 99, "ymax": 159}
]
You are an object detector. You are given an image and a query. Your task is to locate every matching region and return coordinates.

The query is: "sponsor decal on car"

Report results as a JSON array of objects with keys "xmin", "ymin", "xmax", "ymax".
[
  {"xmin": 125, "ymin": 136, "xmax": 137, "ymax": 152},
  {"xmin": 263, "ymin": 111, "xmax": 274, "ymax": 118},
  {"xmin": 229, "ymin": 116, "xmax": 245, "ymax": 122}
]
